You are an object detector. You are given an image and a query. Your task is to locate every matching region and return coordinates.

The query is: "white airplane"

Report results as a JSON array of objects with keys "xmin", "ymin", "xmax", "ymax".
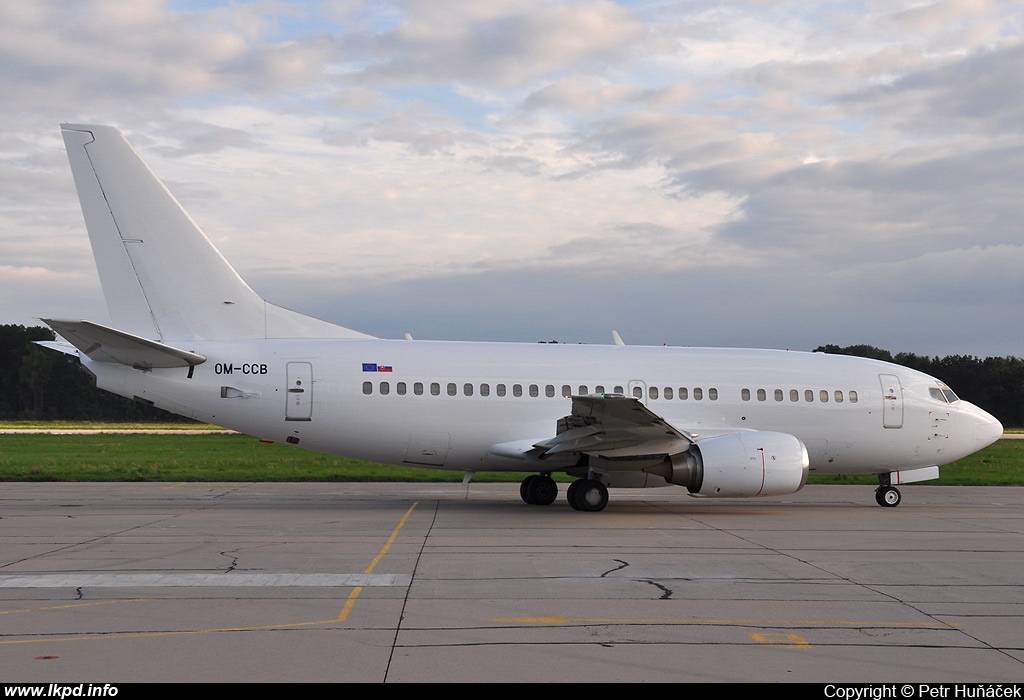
[{"xmin": 41, "ymin": 124, "xmax": 1003, "ymax": 511}]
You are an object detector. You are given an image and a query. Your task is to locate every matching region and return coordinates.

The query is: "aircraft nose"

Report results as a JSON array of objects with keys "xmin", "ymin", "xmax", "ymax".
[{"xmin": 967, "ymin": 403, "xmax": 1003, "ymax": 447}]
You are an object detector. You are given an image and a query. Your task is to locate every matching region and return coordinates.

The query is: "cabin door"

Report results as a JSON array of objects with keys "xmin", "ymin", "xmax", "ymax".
[
  {"xmin": 286, "ymin": 362, "xmax": 313, "ymax": 421},
  {"xmin": 879, "ymin": 374, "xmax": 903, "ymax": 429}
]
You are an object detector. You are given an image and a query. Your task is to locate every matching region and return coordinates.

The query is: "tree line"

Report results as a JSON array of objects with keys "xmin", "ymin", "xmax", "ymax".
[
  {"xmin": 0, "ymin": 325, "xmax": 190, "ymax": 422},
  {"xmin": 814, "ymin": 344, "xmax": 1023, "ymax": 428},
  {"xmin": 1, "ymin": 325, "xmax": 1020, "ymax": 427}
]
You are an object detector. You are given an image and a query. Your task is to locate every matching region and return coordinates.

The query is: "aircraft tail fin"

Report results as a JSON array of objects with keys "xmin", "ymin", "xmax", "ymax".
[{"xmin": 60, "ymin": 124, "xmax": 372, "ymax": 342}]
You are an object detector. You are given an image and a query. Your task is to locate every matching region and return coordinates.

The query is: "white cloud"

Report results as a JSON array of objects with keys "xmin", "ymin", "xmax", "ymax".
[
  {"xmin": 0, "ymin": 0, "xmax": 1021, "ymax": 357},
  {"xmin": 356, "ymin": 0, "xmax": 646, "ymax": 86}
]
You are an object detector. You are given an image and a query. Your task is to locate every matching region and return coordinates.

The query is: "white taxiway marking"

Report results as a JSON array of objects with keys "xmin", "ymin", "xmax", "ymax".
[{"xmin": 0, "ymin": 573, "xmax": 410, "ymax": 587}]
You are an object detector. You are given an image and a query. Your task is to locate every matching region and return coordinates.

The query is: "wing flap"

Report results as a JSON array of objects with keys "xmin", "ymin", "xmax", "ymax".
[
  {"xmin": 534, "ymin": 425, "xmax": 653, "ymax": 455},
  {"xmin": 42, "ymin": 319, "xmax": 207, "ymax": 369},
  {"xmin": 535, "ymin": 394, "xmax": 694, "ymax": 460}
]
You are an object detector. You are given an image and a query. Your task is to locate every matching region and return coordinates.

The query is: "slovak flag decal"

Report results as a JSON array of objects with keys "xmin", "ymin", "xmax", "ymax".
[{"xmin": 362, "ymin": 363, "xmax": 393, "ymax": 372}]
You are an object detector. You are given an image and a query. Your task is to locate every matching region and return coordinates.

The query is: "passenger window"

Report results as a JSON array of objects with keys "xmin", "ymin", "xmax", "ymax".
[
  {"xmin": 742, "ymin": 388, "xmax": 751, "ymax": 401},
  {"xmin": 790, "ymin": 389, "xmax": 799, "ymax": 402},
  {"xmin": 447, "ymin": 383, "xmax": 457, "ymax": 396},
  {"xmin": 362, "ymin": 381, "xmax": 372, "ymax": 395},
  {"xmin": 497, "ymin": 384, "xmax": 507, "ymax": 397},
  {"xmin": 529, "ymin": 384, "xmax": 539, "ymax": 397},
  {"xmin": 805, "ymin": 389, "xmax": 814, "ymax": 402},
  {"xmin": 849, "ymin": 390, "xmax": 858, "ymax": 403},
  {"xmin": 709, "ymin": 388, "xmax": 717, "ymax": 400},
  {"xmin": 562, "ymin": 385, "xmax": 572, "ymax": 397},
  {"xmin": 578, "ymin": 385, "xmax": 588, "ymax": 395},
  {"xmin": 679, "ymin": 388, "xmax": 688, "ymax": 400},
  {"xmin": 397, "ymin": 382, "xmax": 406, "ymax": 395},
  {"xmin": 545, "ymin": 385, "xmax": 555, "ymax": 398},
  {"xmin": 595, "ymin": 385, "xmax": 605, "ymax": 394},
  {"xmin": 614, "ymin": 385, "xmax": 624, "ymax": 394},
  {"xmin": 632, "ymin": 386, "xmax": 642, "ymax": 399},
  {"xmin": 664, "ymin": 387, "xmax": 673, "ymax": 400},
  {"xmin": 430, "ymin": 382, "xmax": 440, "ymax": 396},
  {"xmin": 464, "ymin": 383, "xmax": 473, "ymax": 396},
  {"xmin": 694, "ymin": 388, "xmax": 703, "ymax": 400},
  {"xmin": 513, "ymin": 384, "xmax": 523, "ymax": 397},
  {"xmin": 649, "ymin": 386, "xmax": 659, "ymax": 400},
  {"xmin": 480, "ymin": 383, "xmax": 490, "ymax": 397},
  {"xmin": 834, "ymin": 390, "xmax": 843, "ymax": 403},
  {"xmin": 380, "ymin": 382, "xmax": 390, "ymax": 395},
  {"xmin": 820, "ymin": 390, "xmax": 829, "ymax": 403},
  {"xmin": 414, "ymin": 382, "xmax": 423, "ymax": 395},
  {"xmin": 757, "ymin": 389, "xmax": 766, "ymax": 401},
  {"xmin": 775, "ymin": 389, "xmax": 784, "ymax": 402}
]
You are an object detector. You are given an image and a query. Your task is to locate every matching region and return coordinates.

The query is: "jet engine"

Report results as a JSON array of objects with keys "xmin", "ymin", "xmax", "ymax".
[{"xmin": 658, "ymin": 431, "xmax": 809, "ymax": 498}]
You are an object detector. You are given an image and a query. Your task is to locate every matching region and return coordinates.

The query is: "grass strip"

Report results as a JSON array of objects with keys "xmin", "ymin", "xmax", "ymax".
[{"xmin": 0, "ymin": 432, "xmax": 1019, "ymax": 484}]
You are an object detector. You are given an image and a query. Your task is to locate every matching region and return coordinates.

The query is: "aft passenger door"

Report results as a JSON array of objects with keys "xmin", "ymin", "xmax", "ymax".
[
  {"xmin": 286, "ymin": 362, "xmax": 313, "ymax": 421},
  {"xmin": 879, "ymin": 373, "xmax": 903, "ymax": 429}
]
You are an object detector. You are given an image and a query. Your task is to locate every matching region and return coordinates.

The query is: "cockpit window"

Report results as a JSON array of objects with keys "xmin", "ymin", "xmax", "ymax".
[{"xmin": 930, "ymin": 385, "xmax": 960, "ymax": 404}]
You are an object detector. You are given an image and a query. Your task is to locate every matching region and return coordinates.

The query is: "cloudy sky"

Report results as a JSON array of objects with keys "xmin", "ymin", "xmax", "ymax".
[{"xmin": 2, "ymin": 0, "xmax": 1021, "ymax": 356}]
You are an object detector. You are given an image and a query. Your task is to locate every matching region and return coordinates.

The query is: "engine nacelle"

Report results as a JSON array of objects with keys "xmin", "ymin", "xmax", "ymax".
[{"xmin": 662, "ymin": 432, "xmax": 809, "ymax": 498}]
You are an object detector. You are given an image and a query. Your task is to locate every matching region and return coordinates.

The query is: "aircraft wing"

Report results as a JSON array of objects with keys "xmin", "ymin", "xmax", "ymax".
[
  {"xmin": 532, "ymin": 394, "xmax": 695, "ymax": 460},
  {"xmin": 42, "ymin": 319, "xmax": 207, "ymax": 369}
]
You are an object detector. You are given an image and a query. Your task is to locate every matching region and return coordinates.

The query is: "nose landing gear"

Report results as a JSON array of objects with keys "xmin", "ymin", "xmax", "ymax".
[{"xmin": 875, "ymin": 485, "xmax": 902, "ymax": 507}]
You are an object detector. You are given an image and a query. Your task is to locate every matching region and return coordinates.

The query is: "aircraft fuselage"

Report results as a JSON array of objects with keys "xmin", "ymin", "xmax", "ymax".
[{"xmin": 85, "ymin": 338, "xmax": 1001, "ymax": 478}]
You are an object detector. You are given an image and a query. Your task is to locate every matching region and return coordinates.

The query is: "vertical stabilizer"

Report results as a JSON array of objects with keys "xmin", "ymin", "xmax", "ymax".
[{"xmin": 60, "ymin": 124, "xmax": 370, "ymax": 341}]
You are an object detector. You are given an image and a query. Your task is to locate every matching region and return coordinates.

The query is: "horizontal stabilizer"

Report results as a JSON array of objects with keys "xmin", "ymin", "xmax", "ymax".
[
  {"xmin": 42, "ymin": 319, "xmax": 207, "ymax": 369},
  {"xmin": 34, "ymin": 339, "xmax": 78, "ymax": 356}
]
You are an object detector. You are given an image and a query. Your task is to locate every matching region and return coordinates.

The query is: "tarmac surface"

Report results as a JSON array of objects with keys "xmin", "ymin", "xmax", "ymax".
[{"xmin": 1, "ymin": 482, "xmax": 1022, "ymax": 683}]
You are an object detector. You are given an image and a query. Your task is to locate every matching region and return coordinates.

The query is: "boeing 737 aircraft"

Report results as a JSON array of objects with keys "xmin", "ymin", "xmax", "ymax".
[{"xmin": 41, "ymin": 124, "xmax": 1003, "ymax": 511}]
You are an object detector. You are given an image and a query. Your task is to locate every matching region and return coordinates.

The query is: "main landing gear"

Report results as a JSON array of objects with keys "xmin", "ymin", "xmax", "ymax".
[
  {"xmin": 518, "ymin": 475, "xmax": 610, "ymax": 512},
  {"xmin": 566, "ymin": 478, "xmax": 608, "ymax": 512},
  {"xmin": 520, "ymin": 474, "xmax": 558, "ymax": 506}
]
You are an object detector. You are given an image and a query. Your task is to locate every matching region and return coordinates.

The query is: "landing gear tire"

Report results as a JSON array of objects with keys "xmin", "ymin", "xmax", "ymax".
[
  {"xmin": 875, "ymin": 486, "xmax": 902, "ymax": 508},
  {"xmin": 520, "ymin": 475, "xmax": 558, "ymax": 506},
  {"xmin": 566, "ymin": 480, "xmax": 581, "ymax": 511},
  {"xmin": 567, "ymin": 478, "xmax": 608, "ymax": 512}
]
